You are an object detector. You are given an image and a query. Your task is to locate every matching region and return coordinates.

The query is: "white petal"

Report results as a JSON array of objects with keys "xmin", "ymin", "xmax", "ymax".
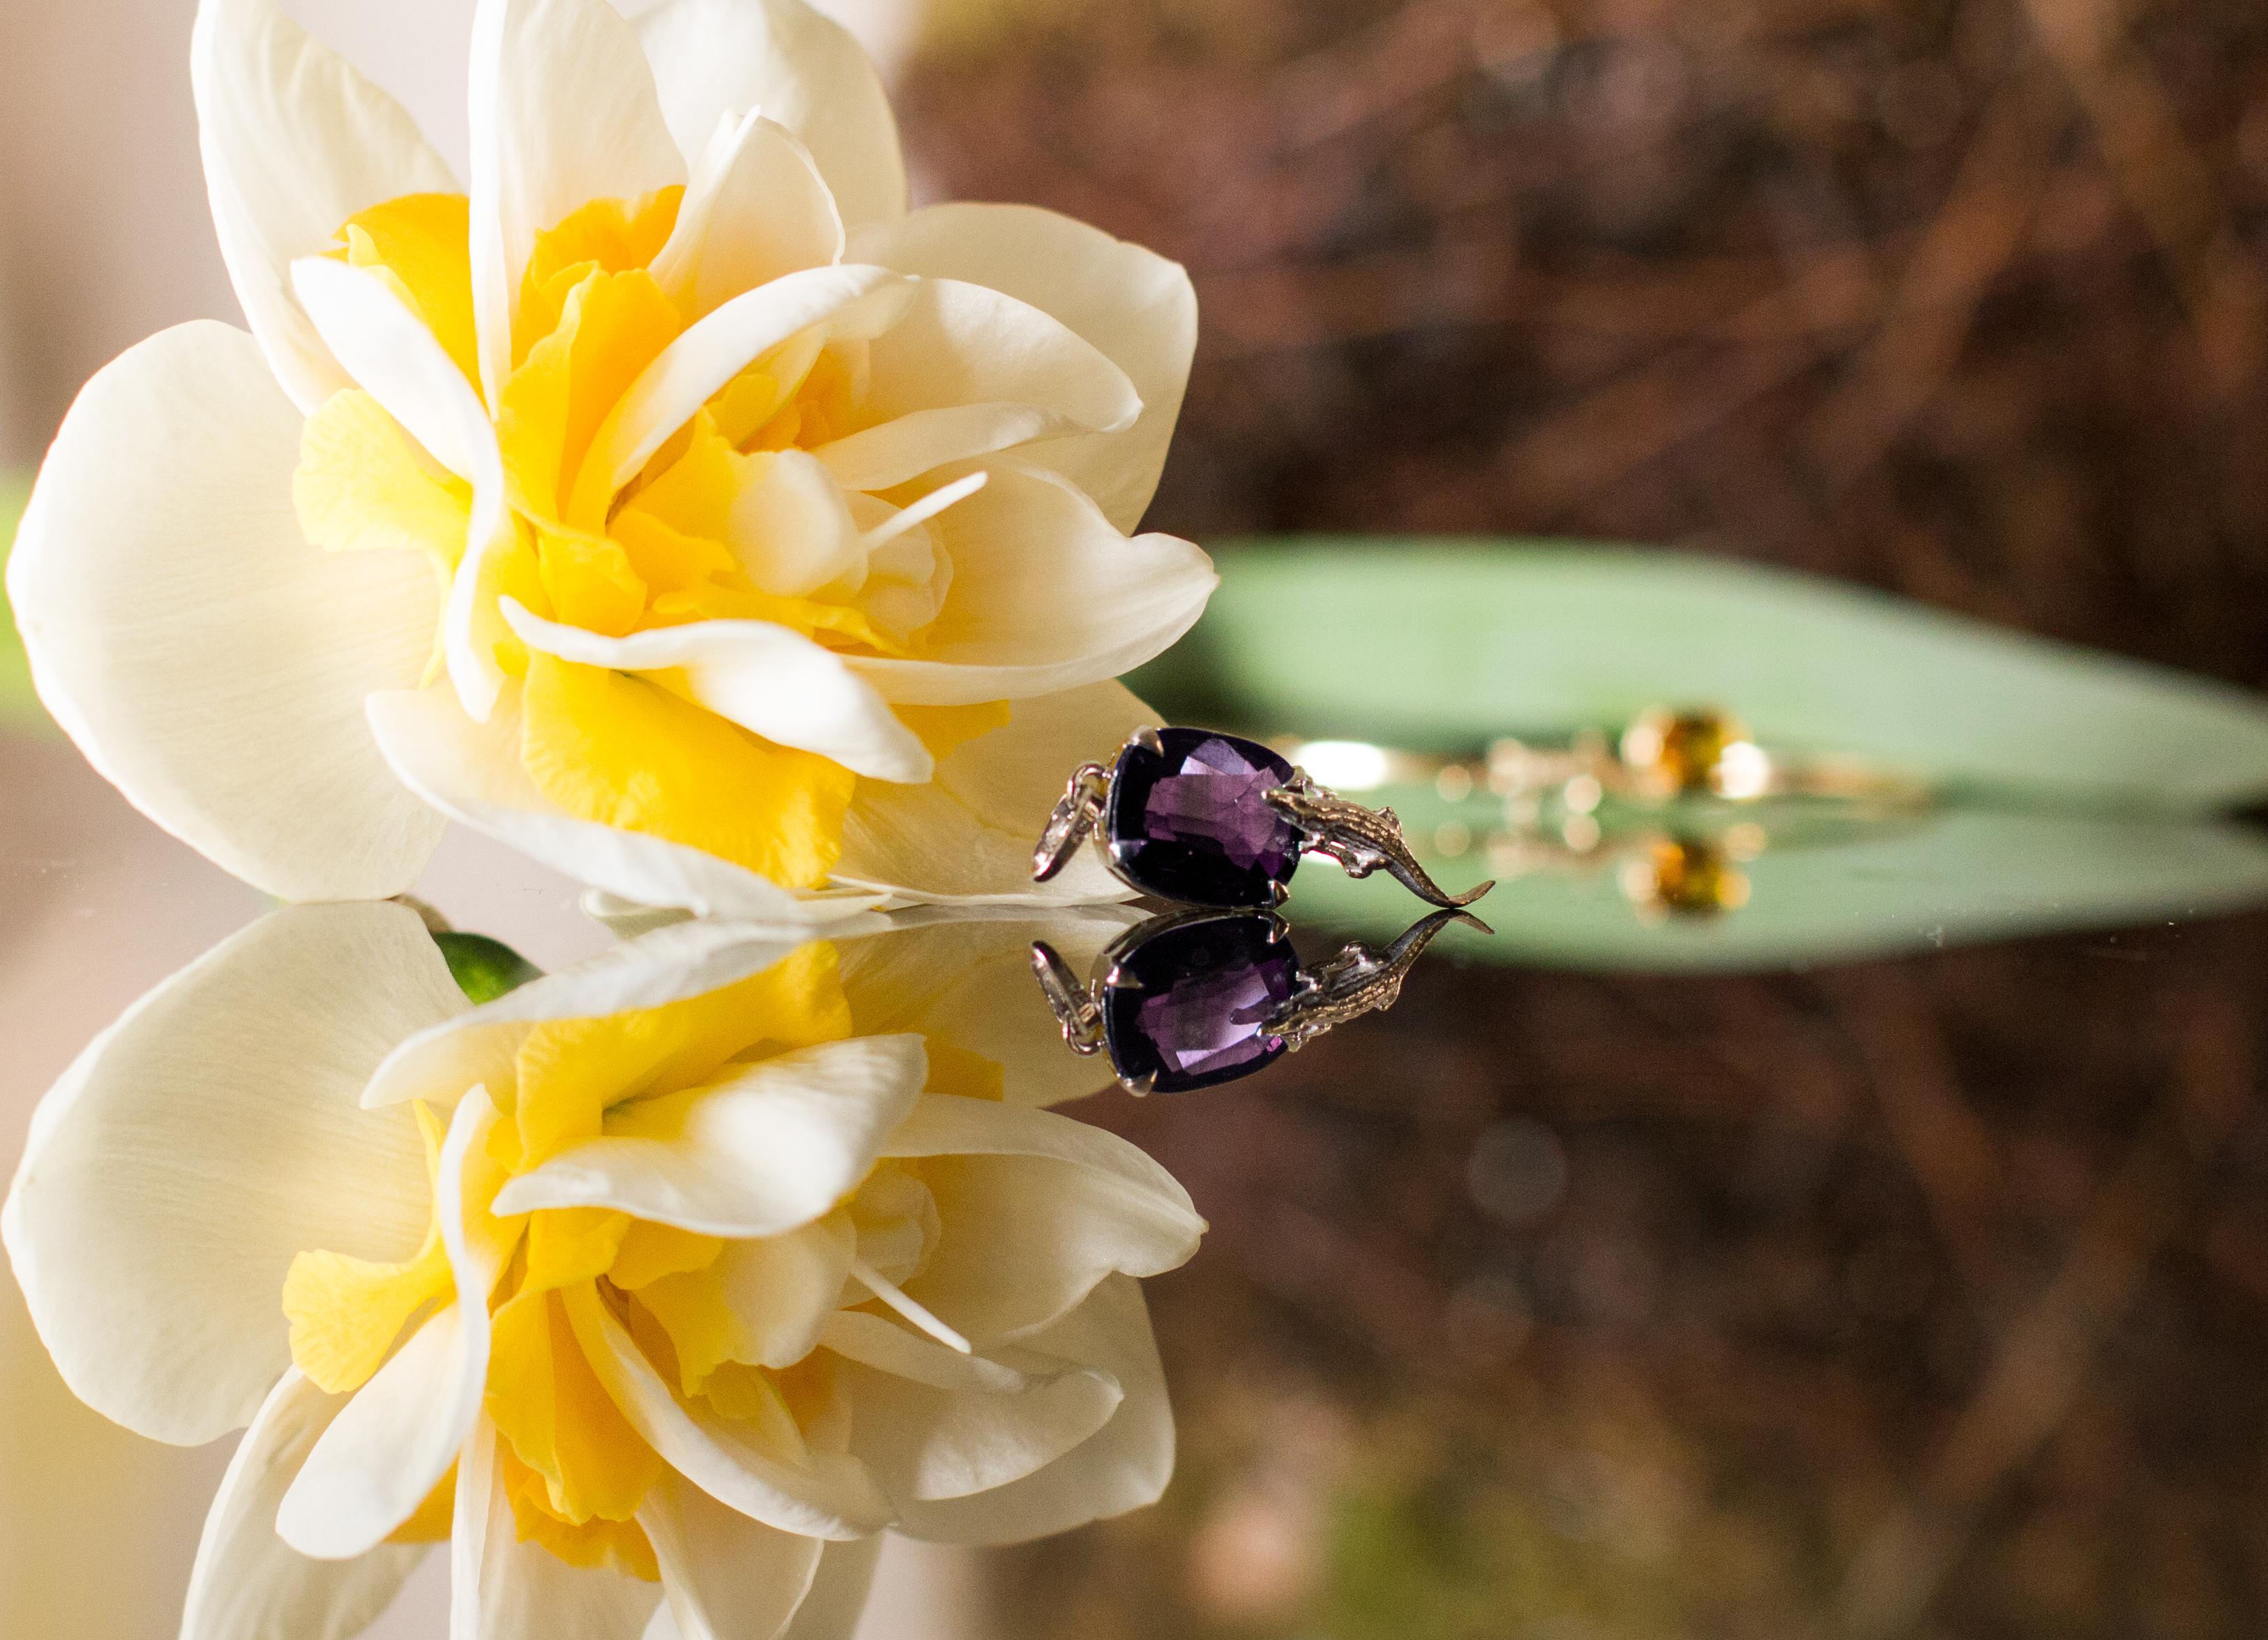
[
  {"xmin": 822, "ymin": 1312, "xmax": 1121, "ymax": 1505},
  {"xmin": 191, "ymin": 0, "xmax": 459, "ymax": 413},
  {"xmin": 728, "ymin": 447, "xmax": 867, "ymax": 600},
  {"xmin": 637, "ymin": 0, "xmax": 906, "ymax": 231},
  {"xmin": 844, "ymin": 462, "xmax": 1215, "ymax": 705},
  {"xmin": 811, "ymin": 280, "xmax": 1141, "ymax": 494},
  {"xmin": 780, "ymin": 1539, "xmax": 884, "ymax": 1640},
  {"xmin": 889, "ymin": 1275, "xmax": 1173, "ymax": 1544},
  {"xmin": 278, "ymin": 1085, "xmax": 504, "ymax": 1559},
  {"xmin": 641, "ymin": 1468, "xmax": 824, "ymax": 1640},
  {"xmin": 652, "ymin": 112, "xmax": 845, "ymax": 317},
  {"xmin": 181, "ymin": 1369, "xmax": 425, "ymax": 1640},
  {"xmin": 6, "ymin": 323, "xmax": 445, "ymax": 900},
  {"xmin": 278, "ymin": 1307, "xmax": 472, "ymax": 1560},
  {"xmin": 494, "ymin": 1036, "xmax": 927, "ymax": 1235},
  {"xmin": 292, "ymin": 257, "xmax": 518, "ymax": 722},
  {"xmin": 365, "ymin": 684, "xmax": 823, "ymax": 920},
  {"xmin": 710, "ymin": 1217, "xmax": 857, "ymax": 1370},
  {"xmin": 452, "ymin": 1420, "xmax": 663, "ymax": 1640},
  {"xmin": 361, "ymin": 918, "xmax": 877, "ymax": 1111},
  {"xmin": 468, "ymin": 0, "xmax": 687, "ymax": 402},
  {"xmin": 852, "ymin": 204, "xmax": 1197, "ymax": 531},
  {"xmin": 500, "ymin": 598, "xmax": 932, "ymax": 782},
  {"xmin": 834, "ymin": 908, "xmax": 1142, "ymax": 1106},
  {"xmin": 831, "ymin": 681, "xmax": 1153, "ymax": 906},
  {"xmin": 573, "ymin": 265, "xmax": 906, "ymax": 521},
  {"xmin": 883, "ymin": 1096, "xmax": 1204, "ymax": 1345},
  {"xmin": 562, "ymin": 1283, "xmax": 895, "ymax": 1539},
  {"xmin": 1, "ymin": 902, "xmax": 462, "ymax": 1445}
]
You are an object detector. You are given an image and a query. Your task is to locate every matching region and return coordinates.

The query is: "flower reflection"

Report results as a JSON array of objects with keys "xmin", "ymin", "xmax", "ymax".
[{"xmin": 3, "ymin": 902, "xmax": 1200, "ymax": 1639}]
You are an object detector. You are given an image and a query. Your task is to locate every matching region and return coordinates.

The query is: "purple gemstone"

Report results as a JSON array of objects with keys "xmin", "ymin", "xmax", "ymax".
[
  {"xmin": 1105, "ymin": 913, "xmax": 1298, "ymax": 1093},
  {"xmin": 1107, "ymin": 729, "xmax": 1301, "ymax": 906}
]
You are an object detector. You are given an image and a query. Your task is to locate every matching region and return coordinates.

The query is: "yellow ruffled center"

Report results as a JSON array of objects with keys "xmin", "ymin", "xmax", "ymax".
[
  {"xmin": 292, "ymin": 190, "xmax": 1008, "ymax": 888},
  {"xmin": 282, "ymin": 942, "xmax": 1000, "ymax": 1576}
]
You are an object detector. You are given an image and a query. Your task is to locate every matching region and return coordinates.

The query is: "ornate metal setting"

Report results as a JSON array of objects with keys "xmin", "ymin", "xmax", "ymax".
[
  {"xmin": 1029, "ymin": 724, "xmax": 1497, "ymax": 910},
  {"xmin": 1030, "ymin": 905, "xmax": 1488, "ymax": 1095},
  {"xmin": 1262, "ymin": 772, "xmax": 1494, "ymax": 910},
  {"xmin": 1264, "ymin": 906, "xmax": 1482, "ymax": 1051}
]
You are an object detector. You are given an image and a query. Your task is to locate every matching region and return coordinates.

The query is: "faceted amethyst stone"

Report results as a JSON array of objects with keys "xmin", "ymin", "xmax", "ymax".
[
  {"xmin": 1103, "ymin": 913, "xmax": 1299, "ymax": 1093},
  {"xmin": 1106, "ymin": 728, "xmax": 1301, "ymax": 906}
]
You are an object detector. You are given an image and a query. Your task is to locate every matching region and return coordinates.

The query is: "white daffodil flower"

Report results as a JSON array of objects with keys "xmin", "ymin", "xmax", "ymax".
[
  {"xmin": 3, "ymin": 900, "xmax": 1201, "ymax": 1640},
  {"xmin": 6, "ymin": 0, "xmax": 1213, "ymax": 916}
]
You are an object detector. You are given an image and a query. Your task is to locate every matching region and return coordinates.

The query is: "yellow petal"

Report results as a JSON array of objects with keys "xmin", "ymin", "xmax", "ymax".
[
  {"xmin": 498, "ymin": 267, "xmax": 684, "ymax": 529},
  {"xmin": 517, "ymin": 188, "xmax": 685, "ymax": 367},
  {"xmin": 280, "ymin": 1238, "xmax": 453, "ymax": 1395},
  {"xmin": 389, "ymin": 1462, "xmax": 459, "ymax": 1544},
  {"xmin": 281, "ymin": 1101, "xmax": 453, "ymax": 1396},
  {"xmin": 339, "ymin": 192, "xmax": 480, "ymax": 389},
  {"xmin": 487, "ymin": 1283, "xmax": 663, "ymax": 1525},
  {"xmin": 525, "ymin": 1207, "xmax": 633, "ymax": 1293},
  {"xmin": 508, "ymin": 939, "xmax": 853, "ymax": 1167},
  {"xmin": 518, "ymin": 652, "xmax": 854, "ymax": 890},
  {"xmin": 295, "ymin": 388, "xmax": 471, "ymax": 573},
  {"xmin": 898, "ymin": 701, "xmax": 1013, "ymax": 764},
  {"xmin": 535, "ymin": 526, "xmax": 648, "ymax": 637},
  {"xmin": 609, "ymin": 1221, "xmax": 726, "ymax": 1291}
]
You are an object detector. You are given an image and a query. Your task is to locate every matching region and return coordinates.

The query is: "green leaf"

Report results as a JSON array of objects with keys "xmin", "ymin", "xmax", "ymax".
[
  {"xmin": 432, "ymin": 931, "xmax": 543, "ymax": 1003},
  {"xmin": 1131, "ymin": 540, "xmax": 2268, "ymax": 811},
  {"xmin": 1285, "ymin": 807, "xmax": 2268, "ymax": 971}
]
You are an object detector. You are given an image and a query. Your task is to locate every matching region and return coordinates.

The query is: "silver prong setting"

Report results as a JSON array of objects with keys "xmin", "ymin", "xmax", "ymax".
[{"xmin": 1131, "ymin": 724, "xmax": 1166, "ymax": 757}]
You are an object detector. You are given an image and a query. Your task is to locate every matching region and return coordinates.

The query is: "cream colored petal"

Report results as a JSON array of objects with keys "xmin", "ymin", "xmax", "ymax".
[
  {"xmin": 563, "ymin": 1284, "xmax": 895, "ymax": 1539},
  {"xmin": 278, "ymin": 1084, "xmax": 505, "ymax": 1558},
  {"xmin": 499, "ymin": 598, "xmax": 931, "ymax": 782},
  {"xmin": 821, "ymin": 1312, "xmax": 1121, "ymax": 1505},
  {"xmin": 361, "ymin": 918, "xmax": 875, "ymax": 1111},
  {"xmin": 278, "ymin": 1305, "xmax": 473, "ymax": 1560},
  {"xmin": 637, "ymin": 0, "xmax": 905, "ymax": 230},
  {"xmin": 365, "ymin": 684, "xmax": 822, "ymax": 920},
  {"xmin": 812, "ymin": 405, "xmax": 1081, "ymax": 497},
  {"xmin": 832, "ymin": 682, "xmax": 1151, "ymax": 906},
  {"xmin": 807, "ymin": 275, "xmax": 1143, "ymax": 489},
  {"xmin": 889, "ymin": 1275, "xmax": 1172, "ymax": 1544},
  {"xmin": 652, "ymin": 112, "xmax": 845, "ymax": 317},
  {"xmin": 0, "ymin": 902, "xmax": 460, "ymax": 1445},
  {"xmin": 706, "ymin": 1217, "xmax": 857, "ymax": 1370},
  {"xmin": 469, "ymin": 0, "xmax": 687, "ymax": 402},
  {"xmin": 191, "ymin": 0, "xmax": 459, "ymax": 413},
  {"xmin": 834, "ymin": 909, "xmax": 1141, "ymax": 1106},
  {"xmin": 181, "ymin": 1369, "xmax": 426, "ymax": 1640},
  {"xmin": 810, "ymin": 279, "xmax": 1140, "ymax": 494},
  {"xmin": 851, "ymin": 204, "xmax": 1197, "ymax": 531},
  {"xmin": 883, "ymin": 1095, "xmax": 1203, "ymax": 1346},
  {"xmin": 574, "ymin": 266, "xmax": 906, "ymax": 519},
  {"xmin": 845, "ymin": 462, "xmax": 1214, "ymax": 705},
  {"xmin": 292, "ymin": 257, "xmax": 518, "ymax": 722},
  {"xmin": 452, "ymin": 1420, "xmax": 663, "ymax": 1640},
  {"xmin": 6, "ymin": 323, "xmax": 445, "ymax": 900},
  {"xmin": 641, "ymin": 1468, "xmax": 824, "ymax": 1640},
  {"xmin": 728, "ymin": 447, "xmax": 866, "ymax": 599},
  {"xmin": 494, "ymin": 1036, "xmax": 927, "ymax": 1236}
]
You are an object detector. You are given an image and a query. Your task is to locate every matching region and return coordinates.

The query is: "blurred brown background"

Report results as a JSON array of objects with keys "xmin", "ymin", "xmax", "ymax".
[
  {"xmin": 898, "ymin": 0, "xmax": 2268, "ymax": 685},
  {"xmin": 8, "ymin": 1, "xmax": 2268, "ymax": 1638}
]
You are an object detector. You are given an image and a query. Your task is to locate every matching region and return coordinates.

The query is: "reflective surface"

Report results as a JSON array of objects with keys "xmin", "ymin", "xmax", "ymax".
[{"xmin": 8, "ymin": 722, "xmax": 2268, "ymax": 1637}]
